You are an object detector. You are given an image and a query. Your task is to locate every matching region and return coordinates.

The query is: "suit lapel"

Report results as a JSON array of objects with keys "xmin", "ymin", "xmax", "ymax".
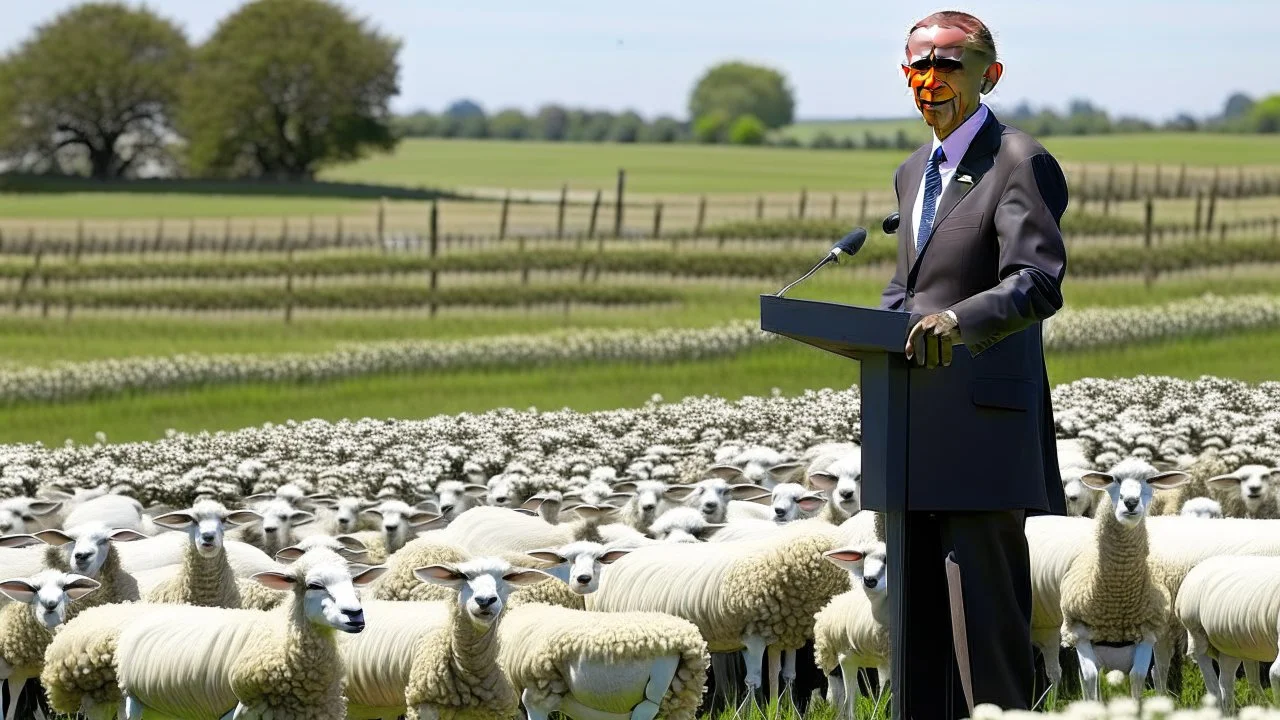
[{"xmin": 909, "ymin": 112, "xmax": 1003, "ymax": 276}]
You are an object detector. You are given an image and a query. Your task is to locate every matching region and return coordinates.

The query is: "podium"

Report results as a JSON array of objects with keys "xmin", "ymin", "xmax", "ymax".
[{"xmin": 759, "ymin": 293, "xmax": 914, "ymax": 720}]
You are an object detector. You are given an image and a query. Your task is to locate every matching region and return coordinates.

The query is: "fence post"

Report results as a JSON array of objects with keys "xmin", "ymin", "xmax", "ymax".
[
  {"xmin": 652, "ymin": 202, "xmax": 663, "ymax": 239},
  {"xmin": 1271, "ymin": 217, "xmax": 1278, "ymax": 242},
  {"xmin": 1129, "ymin": 163, "xmax": 1140, "ymax": 200},
  {"xmin": 829, "ymin": 194, "xmax": 838, "ymax": 219},
  {"xmin": 798, "ymin": 188, "xmax": 808, "ymax": 219},
  {"xmin": 756, "ymin": 196, "xmax": 764, "ymax": 220},
  {"xmin": 694, "ymin": 195, "xmax": 707, "ymax": 238},
  {"xmin": 499, "ymin": 191, "xmax": 511, "ymax": 241},
  {"xmin": 280, "ymin": 217, "xmax": 289, "ymax": 253},
  {"xmin": 222, "ymin": 218, "xmax": 232, "ymax": 255},
  {"xmin": 1143, "ymin": 196, "xmax": 1155, "ymax": 288},
  {"xmin": 73, "ymin": 220, "xmax": 84, "ymax": 263},
  {"xmin": 376, "ymin": 197, "xmax": 386, "ymax": 246},
  {"xmin": 155, "ymin": 218, "xmax": 164, "ymax": 250},
  {"xmin": 1175, "ymin": 164, "xmax": 1187, "ymax": 198},
  {"xmin": 1206, "ymin": 180, "xmax": 1218, "ymax": 233},
  {"xmin": 587, "ymin": 190, "xmax": 602, "ymax": 241},
  {"xmin": 1103, "ymin": 166, "xmax": 1115, "ymax": 215},
  {"xmin": 1237, "ymin": 166, "xmax": 1246, "ymax": 198},
  {"xmin": 614, "ymin": 169, "xmax": 626, "ymax": 238},
  {"xmin": 556, "ymin": 184, "xmax": 567, "ymax": 241},
  {"xmin": 1193, "ymin": 190, "xmax": 1203, "ymax": 240},
  {"xmin": 429, "ymin": 200, "xmax": 439, "ymax": 317},
  {"xmin": 1153, "ymin": 165, "xmax": 1162, "ymax": 198},
  {"xmin": 284, "ymin": 237, "xmax": 294, "ymax": 324},
  {"xmin": 186, "ymin": 218, "xmax": 196, "ymax": 255},
  {"xmin": 519, "ymin": 234, "xmax": 529, "ymax": 285}
]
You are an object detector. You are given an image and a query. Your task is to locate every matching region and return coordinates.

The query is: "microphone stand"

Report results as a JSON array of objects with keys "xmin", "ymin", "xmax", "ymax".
[{"xmin": 775, "ymin": 254, "xmax": 836, "ymax": 297}]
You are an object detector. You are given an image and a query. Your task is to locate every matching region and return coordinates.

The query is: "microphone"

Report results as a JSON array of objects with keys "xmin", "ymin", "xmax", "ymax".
[
  {"xmin": 882, "ymin": 212, "xmax": 900, "ymax": 235},
  {"xmin": 775, "ymin": 227, "xmax": 869, "ymax": 297}
]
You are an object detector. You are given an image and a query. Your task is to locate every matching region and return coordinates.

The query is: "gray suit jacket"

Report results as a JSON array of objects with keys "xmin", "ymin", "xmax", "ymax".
[{"xmin": 879, "ymin": 111, "xmax": 1069, "ymax": 514}]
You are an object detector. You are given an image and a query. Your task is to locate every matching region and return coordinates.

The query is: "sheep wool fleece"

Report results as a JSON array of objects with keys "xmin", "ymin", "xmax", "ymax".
[
  {"xmin": 145, "ymin": 539, "xmax": 243, "ymax": 608},
  {"xmin": 1059, "ymin": 494, "xmax": 1168, "ymax": 646},
  {"xmin": 40, "ymin": 602, "xmax": 158, "ymax": 716},
  {"xmin": 403, "ymin": 605, "xmax": 519, "ymax": 720},
  {"xmin": 498, "ymin": 604, "xmax": 709, "ymax": 720},
  {"xmin": 368, "ymin": 538, "xmax": 471, "ymax": 602},
  {"xmin": 0, "ymin": 600, "xmax": 52, "ymax": 674},
  {"xmin": 813, "ymin": 588, "xmax": 888, "ymax": 674}
]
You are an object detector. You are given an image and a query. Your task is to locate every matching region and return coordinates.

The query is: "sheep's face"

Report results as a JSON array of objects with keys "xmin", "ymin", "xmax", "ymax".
[
  {"xmin": 1060, "ymin": 467, "xmax": 1098, "ymax": 517},
  {"xmin": 1208, "ymin": 466, "xmax": 1280, "ymax": 513},
  {"xmin": 155, "ymin": 502, "xmax": 260, "ymax": 557},
  {"xmin": 36, "ymin": 524, "xmax": 146, "ymax": 576},
  {"xmin": 432, "ymin": 481, "xmax": 487, "ymax": 520},
  {"xmin": 824, "ymin": 545, "xmax": 888, "ymax": 595},
  {"xmin": 1082, "ymin": 466, "xmax": 1189, "ymax": 527},
  {"xmin": 254, "ymin": 558, "xmax": 385, "ymax": 633},
  {"xmin": 0, "ymin": 499, "xmax": 61, "ymax": 534},
  {"xmin": 529, "ymin": 543, "xmax": 631, "ymax": 594},
  {"xmin": 647, "ymin": 507, "xmax": 723, "ymax": 543},
  {"xmin": 486, "ymin": 475, "xmax": 519, "ymax": 508},
  {"xmin": 0, "ymin": 571, "xmax": 99, "ymax": 629},
  {"xmin": 0, "ymin": 508, "xmax": 21, "ymax": 535},
  {"xmin": 363, "ymin": 500, "xmax": 439, "ymax": 548},
  {"xmin": 1180, "ymin": 497, "xmax": 1223, "ymax": 519},
  {"xmin": 333, "ymin": 498, "xmax": 369, "ymax": 533},
  {"xmin": 807, "ymin": 458, "xmax": 862, "ymax": 517},
  {"xmin": 770, "ymin": 483, "xmax": 826, "ymax": 523},
  {"xmin": 678, "ymin": 479, "xmax": 768, "ymax": 523},
  {"xmin": 415, "ymin": 559, "xmax": 550, "ymax": 632},
  {"xmin": 256, "ymin": 500, "xmax": 314, "ymax": 547}
]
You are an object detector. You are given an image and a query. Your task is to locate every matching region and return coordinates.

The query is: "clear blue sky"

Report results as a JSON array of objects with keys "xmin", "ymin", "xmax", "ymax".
[{"xmin": 3, "ymin": 0, "xmax": 1275, "ymax": 122}]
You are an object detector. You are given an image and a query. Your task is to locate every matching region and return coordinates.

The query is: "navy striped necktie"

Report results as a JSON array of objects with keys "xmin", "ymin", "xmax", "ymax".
[{"xmin": 916, "ymin": 146, "xmax": 947, "ymax": 252}]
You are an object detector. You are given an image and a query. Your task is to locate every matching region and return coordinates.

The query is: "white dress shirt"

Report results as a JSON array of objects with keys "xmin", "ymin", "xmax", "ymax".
[{"xmin": 912, "ymin": 103, "xmax": 989, "ymax": 250}]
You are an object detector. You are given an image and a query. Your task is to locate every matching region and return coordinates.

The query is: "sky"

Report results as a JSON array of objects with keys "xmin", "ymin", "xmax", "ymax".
[{"xmin": 2, "ymin": 0, "xmax": 1277, "ymax": 123}]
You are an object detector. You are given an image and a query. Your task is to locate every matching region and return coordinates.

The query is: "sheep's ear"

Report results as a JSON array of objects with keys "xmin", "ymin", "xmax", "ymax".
[
  {"xmin": 526, "ymin": 549, "xmax": 569, "ymax": 564},
  {"xmin": 519, "ymin": 496, "xmax": 545, "ymax": 511},
  {"xmin": 1148, "ymin": 471, "xmax": 1191, "ymax": 490},
  {"xmin": 512, "ymin": 508, "xmax": 538, "ymax": 517},
  {"xmin": 28, "ymin": 501, "xmax": 62, "ymax": 516},
  {"xmin": 598, "ymin": 549, "xmax": 633, "ymax": 564},
  {"xmin": 611, "ymin": 481, "xmax": 639, "ymax": 494},
  {"xmin": 704, "ymin": 465, "xmax": 744, "ymax": 481},
  {"xmin": 252, "ymin": 571, "xmax": 297, "ymax": 591},
  {"xmin": 0, "ymin": 534, "xmax": 43, "ymax": 549},
  {"xmin": 0, "ymin": 579, "xmax": 37, "ymax": 603},
  {"xmin": 807, "ymin": 472, "xmax": 839, "ymax": 492},
  {"xmin": 415, "ymin": 500, "xmax": 440, "ymax": 513},
  {"xmin": 413, "ymin": 565, "xmax": 467, "ymax": 588},
  {"xmin": 225, "ymin": 510, "xmax": 261, "ymax": 527},
  {"xmin": 334, "ymin": 534, "xmax": 368, "ymax": 551},
  {"xmin": 108, "ymin": 529, "xmax": 147, "ymax": 543},
  {"xmin": 63, "ymin": 575, "xmax": 100, "ymax": 601},
  {"xmin": 502, "ymin": 568, "xmax": 552, "ymax": 587},
  {"xmin": 152, "ymin": 511, "xmax": 196, "ymax": 530},
  {"xmin": 697, "ymin": 524, "xmax": 727, "ymax": 540},
  {"xmin": 823, "ymin": 548, "xmax": 865, "ymax": 569},
  {"xmin": 33, "ymin": 529, "xmax": 74, "ymax": 547},
  {"xmin": 1206, "ymin": 474, "xmax": 1242, "ymax": 491},
  {"xmin": 335, "ymin": 546, "xmax": 368, "ymax": 561},
  {"xmin": 745, "ymin": 493, "xmax": 774, "ymax": 505},
  {"xmin": 309, "ymin": 498, "xmax": 339, "ymax": 510},
  {"xmin": 351, "ymin": 565, "xmax": 388, "ymax": 587},
  {"xmin": 1079, "ymin": 473, "xmax": 1116, "ymax": 491},
  {"xmin": 797, "ymin": 494, "xmax": 827, "ymax": 512},
  {"xmin": 243, "ymin": 493, "xmax": 274, "ymax": 504},
  {"xmin": 663, "ymin": 486, "xmax": 697, "ymax": 501},
  {"xmin": 275, "ymin": 546, "xmax": 306, "ymax": 562},
  {"xmin": 289, "ymin": 510, "xmax": 316, "ymax": 527},
  {"xmin": 462, "ymin": 484, "xmax": 489, "ymax": 498},
  {"xmin": 407, "ymin": 511, "xmax": 440, "ymax": 527},
  {"xmin": 768, "ymin": 462, "xmax": 804, "ymax": 479},
  {"xmin": 728, "ymin": 484, "xmax": 770, "ymax": 500},
  {"xmin": 359, "ymin": 499, "xmax": 383, "ymax": 510},
  {"xmin": 359, "ymin": 509, "xmax": 383, "ymax": 520},
  {"xmin": 602, "ymin": 493, "xmax": 632, "ymax": 507},
  {"xmin": 569, "ymin": 505, "xmax": 613, "ymax": 521},
  {"xmin": 38, "ymin": 488, "xmax": 73, "ymax": 500}
]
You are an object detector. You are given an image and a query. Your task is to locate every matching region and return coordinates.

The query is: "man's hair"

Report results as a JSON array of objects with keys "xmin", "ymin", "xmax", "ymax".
[{"xmin": 908, "ymin": 11, "xmax": 997, "ymax": 61}]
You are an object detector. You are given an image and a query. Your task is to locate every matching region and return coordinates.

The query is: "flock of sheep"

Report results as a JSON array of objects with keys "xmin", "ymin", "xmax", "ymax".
[{"xmin": 0, "ymin": 375, "xmax": 1277, "ymax": 719}]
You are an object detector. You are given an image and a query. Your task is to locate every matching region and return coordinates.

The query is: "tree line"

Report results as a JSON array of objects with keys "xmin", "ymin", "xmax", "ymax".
[{"xmin": 0, "ymin": 0, "xmax": 399, "ymax": 180}]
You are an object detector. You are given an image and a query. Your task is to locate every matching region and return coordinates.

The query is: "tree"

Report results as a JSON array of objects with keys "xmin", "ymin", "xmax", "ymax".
[
  {"xmin": 688, "ymin": 61, "xmax": 795, "ymax": 130},
  {"xmin": 393, "ymin": 111, "xmax": 439, "ymax": 137},
  {"xmin": 180, "ymin": 0, "xmax": 400, "ymax": 179},
  {"xmin": 0, "ymin": 4, "xmax": 190, "ymax": 178},
  {"xmin": 488, "ymin": 109, "xmax": 530, "ymax": 139},
  {"xmin": 1249, "ymin": 95, "xmax": 1280, "ymax": 133},
  {"xmin": 693, "ymin": 110, "xmax": 730, "ymax": 143},
  {"xmin": 533, "ymin": 105, "xmax": 569, "ymax": 140},
  {"xmin": 609, "ymin": 111, "xmax": 645, "ymax": 143},
  {"xmin": 1222, "ymin": 93, "xmax": 1255, "ymax": 120},
  {"xmin": 580, "ymin": 112, "xmax": 614, "ymax": 142},
  {"xmin": 1163, "ymin": 113, "xmax": 1199, "ymax": 132},
  {"xmin": 445, "ymin": 99, "xmax": 485, "ymax": 119},
  {"xmin": 640, "ymin": 116, "xmax": 684, "ymax": 143},
  {"xmin": 727, "ymin": 114, "xmax": 766, "ymax": 145}
]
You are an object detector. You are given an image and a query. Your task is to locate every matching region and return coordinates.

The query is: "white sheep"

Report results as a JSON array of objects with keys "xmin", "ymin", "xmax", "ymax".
[
  {"xmin": 646, "ymin": 507, "xmax": 725, "ymax": 543},
  {"xmin": 244, "ymin": 481, "xmax": 332, "ymax": 511},
  {"xmin": 673, "ymin": 478, "xmax": 770, "ymax": 523},
  {"xmin": 0, "ymin": 570, "xmax": 99, "ymax": 720},
  {"xmin": 517, "ymin": 541, "xmax": 633, "ymax": 606},
  {"xmin": 141, "ymin": 500, "xmax": 275, "ymax": 609},
  {"xmin": 565, "ymin": 478, "xmax": 613, "ymax": 508},
  {"xmin": 304, "ymin": 496, "xmax": 380, "ymax": 535},
  {"xmin": 429, "ymin": 480, "xmax": 488, "ymax": 522},
  {"xmin": 487, "ymin": 472, "xmax": 533, "ymax": 509},
  {"xmin": 813, "ymin": 542, "xmax": 889, "ymax": 720},
  {"xmin": 62, "ymin": 494, "xmax": 151, "ymax": 534},
  {"xmin": 1179, "ymin": 496, "xmax": 1223, "ymax": 518},
  {"xmin": 230, "ymin": 497, "xmax": 316, "ymax": 557},
  {"xmin": 1061, "ymin": 466, "xmax": 1104, "ymax": 518},
  {"xmin": 518, "ymin": 491, "xmax": 565, "ymax": 524},
  {"xmin": 359, "ymin": 499, "xmax": 442, "ymax": 558},
  {"xmin": 610, "ymin": 480, "xmax": 690, "ymax": 534},
  {"xmin": 116, "ymin": 547, "xmax": 385, "ymax": 719},
  {"xmin": 806, "ymin": 450, "xmax": 862, "ymax": 523},
  {"xmin": 1058, "ymin": 459, "xmax": 1189, "ymax": 701},
  {"xmin": 443, "ymin": 506, "xmax": 651, "ymax": 556},
  {"xmin": 0, "ymin": 497, "xmax": 61, "ymax": 535},
  {"xmin": 704, "ymin": 446, "xmax": 804, "ymax": 490},
  {"xmin": 764, "ymin": 482, "xmax": 828, "ymax": 523},
  {"xmin": 341, "ymin": 557, "xmax": 550, "ymax": 720},
  {"xmin": 1207, "ymin": 465, "xmax": 1280, "ymax": 518}
]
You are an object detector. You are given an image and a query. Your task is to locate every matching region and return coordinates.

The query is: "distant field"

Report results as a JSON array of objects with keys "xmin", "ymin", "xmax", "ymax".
[{"xmin": 777, "ymin": 118, "xmax": 931, "ymax": 145}]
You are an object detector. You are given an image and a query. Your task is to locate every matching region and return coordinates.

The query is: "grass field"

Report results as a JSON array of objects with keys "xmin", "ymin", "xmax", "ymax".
[{"xmin": 778, "ymin": 118, "xmax": 931, "ymax": 145}]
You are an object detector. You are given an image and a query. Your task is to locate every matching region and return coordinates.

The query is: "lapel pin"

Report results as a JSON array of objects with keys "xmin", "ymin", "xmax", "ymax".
[{"xmin": 955, "ymin": 174, "xmax": 974, "ymax": 184}]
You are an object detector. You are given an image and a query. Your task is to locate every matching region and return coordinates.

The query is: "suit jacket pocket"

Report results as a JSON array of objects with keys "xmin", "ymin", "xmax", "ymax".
[
  {"xmin": 939, "ymin": 211, "xmax": 984, "ymax": 231},
  {"xmin": 970, "ymin": 377, "xmax": 1033, "ymax": 411}
]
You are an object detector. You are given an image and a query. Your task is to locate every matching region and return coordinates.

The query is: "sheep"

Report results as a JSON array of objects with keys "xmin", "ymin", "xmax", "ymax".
[
  {"xmin": 113, "ymin": 527, "xmax": 282, "ymax": 580},
  {"xmin": 116, "ymin": 547, "xmax": 385, "ymax": 719},
  {"xmin": 230, "ymin": 498, "xmax": 317, "ymax": 557},
  {"xmin": 302, "ymin": 496, "xmax": 380, "ymax": 536},
  {"xmin": 0, "ymin": 498, "xmax": 61, "ymax": 535},
  {"xmin": 1057, "ymin": 459, "xmax": 1189, "ymax": 701},
  {"xmin": 430, "ymin": 480, "xmax": 488, "ymax": 522},
  {"xmin": 806, "ymin": 450, "xmax": 862, "ymax": 524},
  {"xmin": 704, "ymin": 446, "xmax": 804, "ymax": 490},
  {"xmin": 514, "ymin": 541, "xmax": 633, "ymax": 609},
  {"xmin": 518, "ymin": 491, "xmax": 564, "ymax": 524},
  {"xmin": 61, "ymin": 494, "xmax": 150, "ymax": 534},
  {"xmin": 442, "ymin": 506, "xmax": 652, "ymax": 557},
  {"xmin": 244, "ymin": 481, "xmax": 332, "ymax": 511},
  {"xmin": 674, "ymin": 478, "xmax": 771, "ymax": 523},
  {"xmin": 565, "ymin": 470, "xmax": 615, "ymax": 507},
  {"xmin": 1174, "ymin": 554, "xmax": 1280, "ymax": 713},
  {"xmin": 1179, "ymin": 496, "xmax": 1223, "ymax": 518},
  {"xmin": 611, "ymin": 480, "xmax": 691, "ymax": 534},
  {"xmin": 498, "ymin": 603, "xmax": 710, "ymax": 720},
  {"xmin": 141, "ymin": 500, "xmax": 271, "ymax": 609},
  {"xmin": 486, "ymin": 472, "xmax": 534, "ymax": 509},
  {"xmin": 765, "ymin": 482, "xmax": 828, "ymax": 523},
  {"xmin": 586, "ymin": 520, "xmax": 850, "ymax": 701},
  {"xmin": 647, "ymin": 507, "xmax": 725, "ymax": 543},
  {"xmin": 1026, "ymin": 515, "xmax": 1092, "ymax": 689},
  {"xmin": 342, "ymin": 557, "xmax": 551, "ymax": 720},
  {"xmin": 42, "ymin": 602, "xmax": 165, "ymax": 720},
  {"xmin": 1061, "ymin": 466, "xmax": 1104, "ymax": 518},
  {"xmin": 0, "ymin": 570, "xmax": 99, "ymax": 720},
  {"xmin": 1207, "ymin": 465, "xmax": 1280, "ymax": 518},
  {"xmin": 813, "ymin": 542, "xmax": 889, "ymax": 720},
  {"xmin": 359, "ymin": 499, "xmax": 442, "ymax": 557}
]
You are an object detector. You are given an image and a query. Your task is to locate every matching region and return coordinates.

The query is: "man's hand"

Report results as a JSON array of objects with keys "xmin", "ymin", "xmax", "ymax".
[{"xmin": 905, "ymin": 310, "xmax": 962, "ymax": 368}]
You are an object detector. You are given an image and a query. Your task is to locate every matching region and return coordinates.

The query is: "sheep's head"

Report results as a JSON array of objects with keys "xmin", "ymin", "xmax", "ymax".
[
  {"xmin": 0, "ymin": 498, "xmax": 62, "ymax": 535},
  {"xmin": 33, "ymin": 523, "xmax": 146, "ymax": 576},
  {"xmin": 1081, "ymin": 459, "xmax": 1189, "ymax": 527},
  {"xmin": 824, "ymin": 542, "xmax": 887, "ymax": 595},
  {"xmin": 1208, "ymin": 465, "xmax": 1280, "ymax": 514},
  {"xmin": 414, "ymin": 557, "xmax": 550, "ymax": 632},
  {"xmin": 1060, "ymin": 466, "xmax": 1100, "ymax": 517},
  {"xmin": 429, "ymin": 481, "xmax": 487, "ymax": 521},
  {"xmin": 673, "ymin": 478, "xmax": 768, "ymax": 523},
  {"xmin": 153, "ymin": 500, "xmax": 260, "ymax": 557},
  {"xmin": 362, "ymin": 500, "xmax": 442, "ymax": 552},
  {"xmin": 254, "ymin": 499, "xmax": 315, "ymax": 547},
  {"xmin": 276, "ymin": 535, "xmax": 370, "ymax": 564},
  {"xmin": 704, "ymin": 447, "xmax": 802, "ymax": 489},
  {"xmin": 0, "ymin": 569, "xmax": 99, "ymax": 629},
  {"xmin": 807, "ymin": 454, "xmax": 862, "ymax": 517},
  {"xmin": 312, "ymin": 497, "xmax": 376, "ymax": 533},
  {"xmin": 566, "ymin": 478, "xmax": 613, "ymax": 507},
  {"xmin": 647, "ymin": 507, "xmax": 725, "ymax": 543},
  {"xmin": 252, "ymin": 548, "xmax": 385, "ymax": 633},
  {"xmin": 526, "ymin": 541, "xmax": 632, "ymax": 594},
  {"xmin": 519, "ymin": 492, "xmax": 563, "ymax": 524},
  {"xmin": 612, "ymin": 480, "xmax": 682, "ymax": 527},
  {"xmin": 486, "ymin": 474, "xmax": 525, "ymax": 508},
  {"xmin": 767, "ymin": 482, "xmax": 826, "ymax": 523},
  {"xmin": 1180, "ymin": 497, "xmax": 1223, "ymax": 519}
]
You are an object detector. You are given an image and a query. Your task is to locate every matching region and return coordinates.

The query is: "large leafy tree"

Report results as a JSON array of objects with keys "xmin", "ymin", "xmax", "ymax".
[
  {"xmin": 181, "ymin": 0, "xmax": 400, "ymax": 179},
  {"xmin": 0, "ymin": 3, "xmax": 190, "ymax": 178},
  {"xmin": 688, "ymin": 62, "xmax": 795, "ymax": 130}
]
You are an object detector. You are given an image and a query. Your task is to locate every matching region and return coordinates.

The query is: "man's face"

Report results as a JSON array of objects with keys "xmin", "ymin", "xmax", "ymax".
[{"xmin": 903, "ymin": 25, "xmax": 1000, "ymax": 138}]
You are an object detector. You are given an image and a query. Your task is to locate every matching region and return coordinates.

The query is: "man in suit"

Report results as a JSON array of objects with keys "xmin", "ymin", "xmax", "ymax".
[{"xmin": 878, "ymin": 11, "xmax": 1069, "ymax": 719}]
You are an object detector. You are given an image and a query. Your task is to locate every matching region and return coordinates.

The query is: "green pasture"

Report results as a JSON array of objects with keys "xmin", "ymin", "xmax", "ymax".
[
  {"xmin": 0, "ymin": 192, "xmax": 382, "ymax": 220},
  {"xmin": 777, "ymin": 118, "xmax": 930, "ymax": 145}
]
